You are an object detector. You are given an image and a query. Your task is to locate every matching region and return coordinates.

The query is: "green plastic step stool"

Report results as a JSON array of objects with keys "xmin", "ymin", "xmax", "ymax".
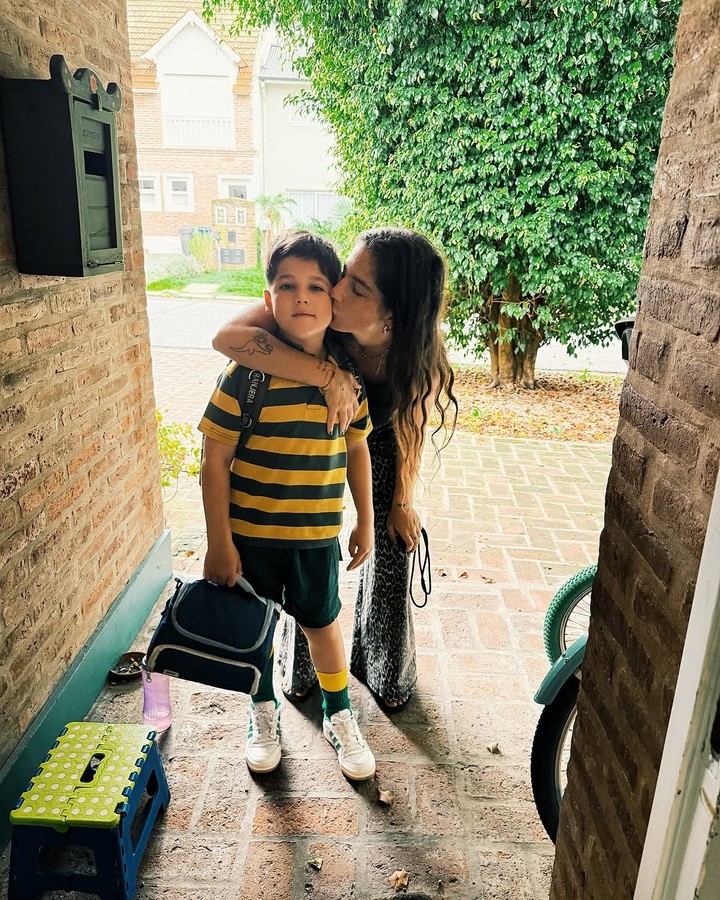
[{"xmin": 8, "ymin": 722, "xmax": 170, "ymax": 900}]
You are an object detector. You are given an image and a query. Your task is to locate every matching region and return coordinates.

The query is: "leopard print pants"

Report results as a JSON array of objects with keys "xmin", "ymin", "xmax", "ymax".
[{"xmin": 278, "ymin": 423, "xmax": 416, "ymax": 704}]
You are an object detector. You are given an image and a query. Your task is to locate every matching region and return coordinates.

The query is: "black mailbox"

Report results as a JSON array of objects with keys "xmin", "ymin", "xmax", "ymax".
[
  {"xmin": 0, "ymin": 55, "xmax": 123, "ymax": 277},
  {"xmin": 614, "ymin": 318, "xmax": 635, "ymax": 363}
]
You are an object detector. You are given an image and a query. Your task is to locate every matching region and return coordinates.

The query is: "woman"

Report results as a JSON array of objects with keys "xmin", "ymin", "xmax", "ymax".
[{"xmin": 212, "ymin": 227, "xmax": 457, "ymax": 709}]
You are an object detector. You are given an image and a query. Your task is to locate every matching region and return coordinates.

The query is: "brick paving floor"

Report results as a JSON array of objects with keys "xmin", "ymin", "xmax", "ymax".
[{"xmin": 2, "ymin": 346, "xmax": 613, "ymax": 899}]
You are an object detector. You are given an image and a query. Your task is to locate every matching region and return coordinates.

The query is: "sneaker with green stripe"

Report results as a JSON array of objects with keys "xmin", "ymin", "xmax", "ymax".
[
  {"xmin": 323, "ymin": 709, "xmax": 376, "ymax": 780},
  {"xmin": 245, "ymin": 700, "xmax": 281, "ymax": 774}
]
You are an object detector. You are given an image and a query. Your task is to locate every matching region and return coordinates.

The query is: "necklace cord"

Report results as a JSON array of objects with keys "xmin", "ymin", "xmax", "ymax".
[{"xmin": 351, "ymin": 338, "xmax": 391, "ymax": 375}]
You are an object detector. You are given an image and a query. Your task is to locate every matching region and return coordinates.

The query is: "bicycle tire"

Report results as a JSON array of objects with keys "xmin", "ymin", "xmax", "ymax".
[
  {"xmin": 543, "ymin": 565, "xmax": 596, "ymax": 663},
  {"xmin": 530, "ymin": 674, "xmax": 580, "ymax": 843}
]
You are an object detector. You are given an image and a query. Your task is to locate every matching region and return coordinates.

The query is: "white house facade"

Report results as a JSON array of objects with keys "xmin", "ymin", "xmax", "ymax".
[{"xmin": 253, "ymin": 34, "xmax": 343, "ymax": 229}]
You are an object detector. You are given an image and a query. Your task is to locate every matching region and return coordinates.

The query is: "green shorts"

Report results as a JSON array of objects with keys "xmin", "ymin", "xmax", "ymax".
[{"xmin": 233, "ymin": 539, "xmax": 341, "ymax": 629}]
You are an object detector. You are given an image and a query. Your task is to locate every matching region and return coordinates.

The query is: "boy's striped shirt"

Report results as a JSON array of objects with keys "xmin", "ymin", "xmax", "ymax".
[{"xmin": 198, "ymin": 355, "xmax": 372, "ymax": 548}]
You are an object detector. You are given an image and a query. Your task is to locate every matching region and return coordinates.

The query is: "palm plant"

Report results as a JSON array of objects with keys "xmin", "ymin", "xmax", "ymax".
[{"xmin": 255, "ymin": 193, "xmax": 296, "ymax": 237}]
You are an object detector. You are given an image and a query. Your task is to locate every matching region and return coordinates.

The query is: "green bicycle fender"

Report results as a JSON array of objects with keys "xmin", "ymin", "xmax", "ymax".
[{"xmin": 533, "ymin": 634, "xmax": 588, "ymax": 705}]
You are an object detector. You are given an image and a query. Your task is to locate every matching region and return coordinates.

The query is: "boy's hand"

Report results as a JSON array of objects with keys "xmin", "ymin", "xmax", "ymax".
[
  {"xmin": 347, "ymin": 521, "xmax": 373, "ymax": 571},
  {"xmin": 321, "ymin": 366, "xmax": 360, "ymax": 434},
  {"xmin": 203, "ymin": 543, "xmax": 242, "ymax": 586}
]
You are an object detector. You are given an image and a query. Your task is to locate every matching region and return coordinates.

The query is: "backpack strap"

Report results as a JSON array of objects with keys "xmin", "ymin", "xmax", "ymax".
[
  {"xmin": 199, "ymin": 366, "xmax": 270, "ymax": 484},
  {"xmin": 236, "ymin": 368, "xmax": 269, "ymax": 452}
]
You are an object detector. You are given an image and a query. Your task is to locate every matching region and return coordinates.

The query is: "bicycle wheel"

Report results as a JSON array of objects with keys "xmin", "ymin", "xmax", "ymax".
[
  {"xmin": 543, "ymin": 565, "xmax": 596, "ymax": 663},
  {"xmin": 530, "ymin": 674, "xmax": 580, "ymax": 843}
]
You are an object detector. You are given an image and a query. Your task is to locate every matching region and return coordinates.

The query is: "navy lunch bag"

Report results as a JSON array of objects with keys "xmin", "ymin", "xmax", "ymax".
[{"xmin": 145, "ymin": 575, "xmax": 281, "ymax": 694}]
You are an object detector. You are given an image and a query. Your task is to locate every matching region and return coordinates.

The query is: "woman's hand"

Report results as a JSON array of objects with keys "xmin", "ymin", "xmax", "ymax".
[
  {"xmin": 347, "ymin": 520, "xmax": 374, "ymax": 570},
  {"xmin": 203, "ymin": 543, "xmax": 242, "ymax": 587},
  {"xmin": 387, "ymin": 503, "xmax": 422, "ymax": 553},
  {"xmin": 320, "ymin": 366, "xmax": 361, "ymax": 434}
]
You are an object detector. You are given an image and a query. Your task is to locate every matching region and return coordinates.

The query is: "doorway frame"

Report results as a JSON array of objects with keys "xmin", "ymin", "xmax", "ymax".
[{"xmin": 634, "ymin": 479, "xmax": 720, "ymax": 898}]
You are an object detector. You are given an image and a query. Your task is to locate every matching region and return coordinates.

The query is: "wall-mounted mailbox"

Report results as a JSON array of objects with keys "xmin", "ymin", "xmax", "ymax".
[{"xmin": 0, "ymin": 55, "xmax": 124, "ymax": 277}]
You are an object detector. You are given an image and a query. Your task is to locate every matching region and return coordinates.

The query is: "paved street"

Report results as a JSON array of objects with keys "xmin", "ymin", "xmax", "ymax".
[
  {"xmin": 147, "ymin": 292, "xmax": 627, "ymax": 373},
  {"xmin": 39, "ymin": 295, "xmax": 614, "ymax": 898}
]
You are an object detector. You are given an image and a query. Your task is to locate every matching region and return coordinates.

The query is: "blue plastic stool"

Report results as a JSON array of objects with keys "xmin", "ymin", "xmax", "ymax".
[{"xmin": 8, "ymin": 722, "xmax": 170, "ymax": 900}]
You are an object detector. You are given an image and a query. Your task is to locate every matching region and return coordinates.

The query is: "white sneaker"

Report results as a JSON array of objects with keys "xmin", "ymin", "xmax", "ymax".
[
  {"xmin": 323, "ymin": 709, "xmax": 376, "ymax": 780},
  {"xmin": 245, "ymin": 700, "xmax": 282, "ymax": 774}
]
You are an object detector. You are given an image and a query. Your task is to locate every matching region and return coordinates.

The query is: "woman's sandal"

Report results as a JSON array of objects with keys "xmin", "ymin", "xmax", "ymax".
[
  {"xmin": 352, "ymin": 670, "xmax": 412, "ymax": 713},
  {"xmin": 375, "ymin": 693, "xmax": 412, "ymax": 714}
]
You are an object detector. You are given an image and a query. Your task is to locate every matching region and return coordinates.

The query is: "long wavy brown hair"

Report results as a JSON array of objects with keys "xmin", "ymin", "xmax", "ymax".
[{"xmin": 357, "ymin": 228, "xmax": 458, "ymax": 489}]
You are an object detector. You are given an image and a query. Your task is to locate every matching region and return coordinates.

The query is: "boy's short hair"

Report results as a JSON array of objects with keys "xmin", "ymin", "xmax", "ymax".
[{"xmin": 265, "ymin": 230, "xmax": 341, "ymax": 287}]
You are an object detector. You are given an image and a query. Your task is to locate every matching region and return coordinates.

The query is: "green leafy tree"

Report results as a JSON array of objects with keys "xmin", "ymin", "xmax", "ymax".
[{"xmin": 207, "ymin": 0, "xmax": 679, "ymax": 386}]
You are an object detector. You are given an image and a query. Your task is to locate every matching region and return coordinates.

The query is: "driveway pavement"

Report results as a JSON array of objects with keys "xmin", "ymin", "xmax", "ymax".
[{"xmin": 5, "ymin": 295, "xmax": 614, "ymax": 898}]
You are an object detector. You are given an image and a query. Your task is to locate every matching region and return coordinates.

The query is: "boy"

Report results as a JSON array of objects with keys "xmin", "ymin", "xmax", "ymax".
[{"xmin": 198, "ymin": 231, "xmax": 376, "ymax": 780}]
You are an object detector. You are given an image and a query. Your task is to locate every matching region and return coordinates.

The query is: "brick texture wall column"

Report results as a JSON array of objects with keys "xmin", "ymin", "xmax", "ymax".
[
  {"xmin": 0, "ymin": 2, "xmax": 164, "ymax": 767},
  {"xmin": 550, "ymin": 2, "xmax": 720, "ymax": 896}
]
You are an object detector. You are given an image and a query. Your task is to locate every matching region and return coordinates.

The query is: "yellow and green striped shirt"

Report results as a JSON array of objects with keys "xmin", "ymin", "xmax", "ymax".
[{"xmin": 198, "ymin": 354, "xmax": 372, "ymax": 548}]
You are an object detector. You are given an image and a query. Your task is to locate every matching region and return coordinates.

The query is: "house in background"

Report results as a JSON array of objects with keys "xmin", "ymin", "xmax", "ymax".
[
  {"xmin": 128, "ymin": 1, "xmax": 258, "ymax": 261},
  {"xmin": 253, "ymin": 34, "xmax": 344, "ymax": 228},
  {"xmin": 127, "ymin": 1, "xmax": 342, "ymax": 263}
]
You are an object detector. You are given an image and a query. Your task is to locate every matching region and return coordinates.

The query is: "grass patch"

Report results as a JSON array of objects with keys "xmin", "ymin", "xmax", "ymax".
[
  {"xmin": 221, "ymin": 269, "xmax": 266, "ymax": 296},
  {"xmin": 147, "ymin": 267, "xmax": 266, "ymax": 297},
  {"xmin": 147, "ymin": 276, "xmax": 187, "ymax": 292}
]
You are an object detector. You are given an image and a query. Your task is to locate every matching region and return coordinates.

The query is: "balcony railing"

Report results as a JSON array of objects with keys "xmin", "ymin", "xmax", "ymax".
[{"xmin": 163, "ymin": 117, "xmax": 234, "ymax": 149}]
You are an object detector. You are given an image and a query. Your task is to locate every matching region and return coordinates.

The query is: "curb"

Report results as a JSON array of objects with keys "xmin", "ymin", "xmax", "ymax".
[{"xmin": 147, "ymin": 290, "xmax": 258, "ymax": 304}]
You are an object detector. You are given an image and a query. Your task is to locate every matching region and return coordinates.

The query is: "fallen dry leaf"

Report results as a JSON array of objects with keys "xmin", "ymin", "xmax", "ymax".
[
  {"xmin": 438, "ymin": 569, "xmax": 448, "ymax": 577},
  {"xmin": 183, "ymin": 550, "xmax": 195, "ymax": 556},
  {"xmin": 459, "ymin": 571, "xmax": 468, "ymax": 578},
  {"xmin": 306, "ymin": 856, "xmax": 323, "ymax": 871},
  {"xmin": 389, "ymin": 869, "xmax": 409, "ymax": 890},
  {"xmin": 487, "ymin": 742, "xmax": 502, "ymax": 755},
  {"xmin": 377, "ymin": 788, "xmax": 395, "ymax": 806}
]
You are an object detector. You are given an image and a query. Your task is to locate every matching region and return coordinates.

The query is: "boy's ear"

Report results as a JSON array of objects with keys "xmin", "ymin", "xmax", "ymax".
[{"xmin": 263, "ymin": 289, "xmax": 272, "ymax": 314}]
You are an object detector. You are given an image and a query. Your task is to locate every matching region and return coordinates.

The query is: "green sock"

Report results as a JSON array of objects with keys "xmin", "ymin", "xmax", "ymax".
[
  {"xmin": 251, "ymin": 650, "xmax": 276, "ymax": 705},
  {"xmin": 316, "ymin": 669, "xmax": 350, "ymax": 718}
]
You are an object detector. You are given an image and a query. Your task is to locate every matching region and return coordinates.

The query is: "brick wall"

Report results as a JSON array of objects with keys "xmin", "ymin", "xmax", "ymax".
[
  {"xmin": 551, "ymin": 1, "xmax": 720, "ymax": 895},
  {"xmin": 0, "ymin": 2, "xmax": 164, "ymax": 767}
]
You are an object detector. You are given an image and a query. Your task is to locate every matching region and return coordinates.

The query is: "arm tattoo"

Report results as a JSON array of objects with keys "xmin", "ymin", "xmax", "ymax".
[{"xmin": 229, "ymin": 330, "xmax": 273, "ymax": 357}]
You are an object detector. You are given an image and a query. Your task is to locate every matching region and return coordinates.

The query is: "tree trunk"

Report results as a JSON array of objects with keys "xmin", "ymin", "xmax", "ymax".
[
  {"xmin": 497, "ymin": 308, "xmax": 520, "ymax": 387},
  {"xmin": 485, "ymin": 277, "xmax": 543, "ymax": 390},
  {"xmin": 520, "ymin": 313, "xmax": 542, "ymax": 390},
  {"xmin": 488, "ymin": 295, "xmax": 501, "ymax": 387}
]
